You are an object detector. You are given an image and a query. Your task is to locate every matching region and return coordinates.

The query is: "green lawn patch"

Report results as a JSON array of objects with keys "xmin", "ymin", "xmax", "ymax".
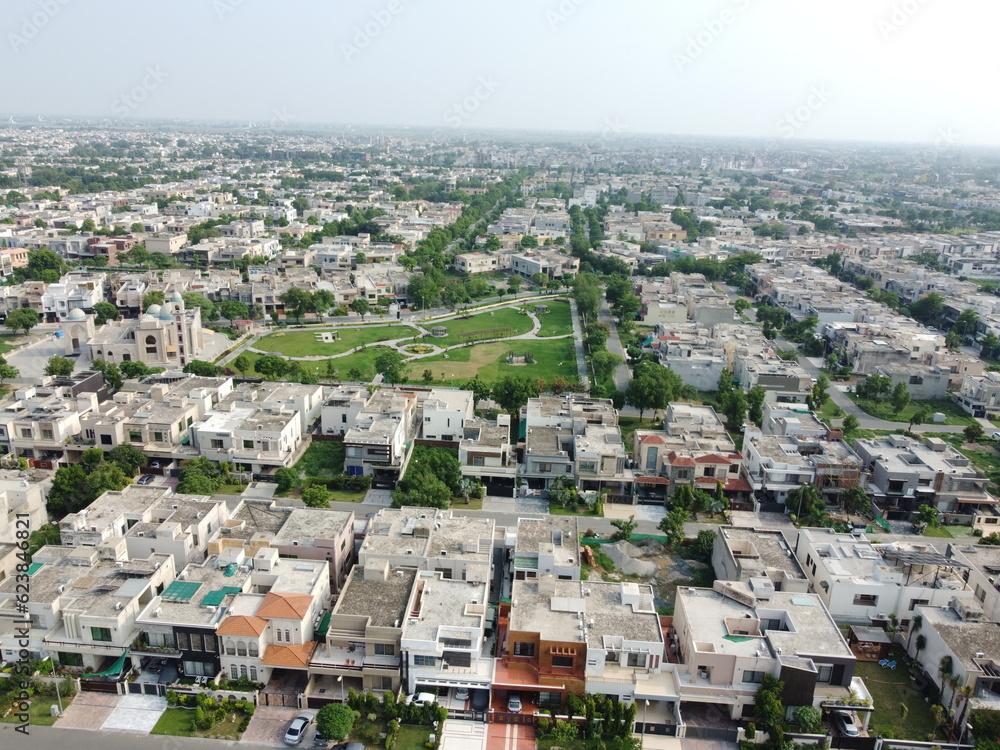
[
  {"xmin": 618, "ymin": 415, "xmax": 659, "ymax": 445},
  {"xmin": 854, "ymin": 646, "xmax": 940, "ymax": 740},
  {"xmin": 938, "ymin": 434, "xmax": 1000, "ymax": 494},
  {"xmin": 424, "ymin": 307, "xmax": 534, "ymax": 347},
  {"xmin": 0, "ymin": 337, "xmax": 24, "ymax": 355},
  {"xmin": 921, "ymin": 525, "xmax": 955, "ymax": 538},
  {"xmin": 0, "ymin": 695, "xmax": 75, "ymax": 726},
  {"xmin": 846, "ymin": 395, "xmax": 974, "ymax": 426},
  {"xmin": 528, "ymin": 299, "xmax": 573, "ymax": 337},
  {"xmin": 255, "ymin": 325, "xmax": 415, "ymax": 357},
  {"xmin": 409, "ymin": 338, "xmax": 578, "ymax": 386},
  {"xmin": 150, "ymin": 706, "xmax": 246, "ymax": 740},
  {"xmin": 295, "ymin": 440, "xmax": 345, "ymax": 478},
  {"xmin": 549, "ymin": 502, "xmax": 602, "ymax": 517},
  {"xmin": 393, "ymin": 724, "xmax": 433, "ymax": 750},
  {"xmin": 328, "ymin": 489, "xmax": 369, "ymax": 503},
  {"xmin": 214, "ymin": 484, "xmax": 246, "ymax": 495},
  {"xmin": 240, "ymin": 346, "xmax": 394, "ymax": 381}
]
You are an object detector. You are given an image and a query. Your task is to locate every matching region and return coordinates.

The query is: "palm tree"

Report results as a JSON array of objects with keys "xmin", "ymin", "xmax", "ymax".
[
  {"xmin": 956, "ymin": 684, "xmax": 974, "ymax": 736},
  {"xmin": 908, "ymin": 614, "xmax": 923, "ymax": 656},
  {"xmin": 915, "ymin": 634, "xmax": 927, "ymax": 662}
]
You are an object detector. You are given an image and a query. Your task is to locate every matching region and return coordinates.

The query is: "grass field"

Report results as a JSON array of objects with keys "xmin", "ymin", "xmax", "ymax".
[
  {"xmin": 295, "ymin": 440, "xmax": 345, "ymax": 478},
  {"xmin": 408, "ymin": 338, "xmax": 578, "ymax": 386},
  {"xmin": 0, "ymin": 695, "xmax": 75, "ymax": 726},
  {"xmin": 0, "ymin": 336, "xmax": 24, "ymax": 355},
  {"xmin": 527, "ymin": 299, "xmax": 573, "ymax": 337},
  {"xmin": 847, "ymin": 395, "xmax": 975, "ymax": 426},
  {"xmin": 854, "ymin": 646, "xmax": 939, "ymax": 740},
  {"xmin": 424, "ymin": 307, "xmax": 534, "ymax": 347},
  {"xmin": 255, "ymin": 325, "xmax": 415, "ymax": 357},
  {"xmin": 150, "ymin": 706, "xmax": 245, "ymax": 740},
  {"xmin": 239, "ymin": 346, "xmax": 394, "ymax": 381},
  {"xmin": 939, "ymin": 433, "xmax": 1000, "ymax": 494}
]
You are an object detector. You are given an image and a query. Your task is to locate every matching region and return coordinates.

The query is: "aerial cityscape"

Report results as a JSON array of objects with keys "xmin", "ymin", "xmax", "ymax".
[{"xmin": 1, "ymin": 3, "xmax": 999, "ymax": 750}]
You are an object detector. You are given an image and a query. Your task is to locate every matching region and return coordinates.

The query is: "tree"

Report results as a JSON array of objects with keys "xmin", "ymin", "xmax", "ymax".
[
  {"xmin": 858, "ymin": 372, "xmax": 891, "ymax": 400},
  {"xmin": 45, "ymin": 464, "xmax": 88, "ymax": 514},
  {"xmin": 531, "ymin": 272, "xmax": 548, "ymax": 288},
  {"xmin": 182, "ymin": 293, "xmax": 218, "ymax": 322},
  {"xmin": 613, "ymin": 292, "xmax": 641, "ymax": 325},
  {"xmin": 463, "ymin": 375, "xmax": 492, "ymax": 409},
  {"xmin": 722, "ymin": 389, "xmax": 747, "ymax": 432},
  {"xmin": 254, "ymin": 355, "xmax": 289, "ymax": 381},
  {"xmin": 891, "ymin": 381, "xmax": 911, "ymax": 415},
  {"xmin": 733, "ymin": 298, "xmax": 751, "ymax": 315},
  {"xmin": 93, "ymin": 301, "xmax": 119, "ymax": 325},
  {"xmin": 625, "ymin": 375, "xmax": 659, "ymax": 421},
  {"xmin": 373, "ymin": 349, "xmax": 407, "ymax": 386},
  {"xmin": 108, "ymin": 444, "xmax": 147, "ymax": 476},
  {"xmin": 232, "ymin": 353, "xmax": 251, "ymax": 376},
  {"xmin": 754, "ymin": 675, "xmax": 786, "ymax": 739},
  {"xmin": 301, "ymin": 485, "xmax": 333, "ymax": 508},
  {"xmin": 909, "ymin": 292, "xmax": 944, "ymax": 326},
  {"xmin": 392, "ymin": 471, "xmax": 452, "ymax": 509},
  {"xmin": 746, "ymin": 385, "xmax": 767, "ymax": 426},
  {"xmin": 83, "ymin": 462, "xmax": 130, "ymax": 500},
  {"xmin": 183, "ymin": 360, "xmax": 222, "ymax": 377},
  {"xmin": 507, "ymin": 274, "xmax": 523, "ymax": 295},
  {"xmin": 657, "ymin": 505, "xmax": 688, "ymax": 549},
  {"xmin": 610, "ymin": 515, "xmax": 637, "ymax": 542},
  {"xmin": 5, "ymin": 308, "xmax": 39, "ymax": 335},
  {"xmin": 175, "ymin": 473, "xmax": 218, "ymax": 495},
  {"xmin": 219, "ymin": 300, "xmax": 249, "ymax": 322},
  {"xmin": 44, "ymin": 356, "xmax": 74, "ymax": 377},
  {"xmin": 280, "ymin": 287, "xmax": 313, "ymax": 322},
  {"xmin": 573, "ymin": 273, "xmax": 602, "ymax": 323},
  {"xmin": 794, "ymin": 705, "xmax": 823, "ymax": 734},
  {"xmin": 350, "ymin": 298, "xmax": 371, "ymax": 321},
  {"xmin": 26, "ymin": 248, "xmax": 67, "ymax": 280},
  {"xmin": 964, "ymin": 423, "xmax": 985, "ymax": 443},
  {"xmin": 421, "ymin": 369, "xmax": 434, "ymax": 385},
  {"xmin": 491, "ymin": 375, "xmax": 539, "ymax": 417},
  {"xmin": 842, "ymin": 414, "xmax": 860, "ymax": 435},
  {"xmin": 842, "ymin": 486, "xmax": 870, "ymax": 516},
  {"xmin": 81, "ymin": 448, "xmax": 106, "ymax": 473},
  {"xmin": 274, "ymin": 467, "xmax": 299, "ymax": 492},
  {"xmin": 909, "ymin": 404, "xmax": 933, "ymax": 430},
  {"xmin": 590, "ymin": 350, "xmax": 623, "ymax": 383},
  {"xmin": 788, "ymin": 484, "xmax": 827, "ymax": 525},
  {"xmin": 310, "ymin": 290, "xmax": 335, "ymax": 319},
  {"xmin": 809, "ymin": 373, "xmax": 831, "ymax": 411},
  {"xmin": 916, "ymin": 503, "xmax": 940, "ymax": 529},
  {"xmin": 142, "ymin": 290, "xmax": 166, "ymax": 310},
  {"xmin": 316, "ymin": 703, "xmax": 355, "ymax": 742},
  {"xmin": 120, "ymin": 360, "xmax": 160, "ymax": 380},
  {"xmin": 90, "ymin": 358, "xmax": 123, "ymax": 391}
]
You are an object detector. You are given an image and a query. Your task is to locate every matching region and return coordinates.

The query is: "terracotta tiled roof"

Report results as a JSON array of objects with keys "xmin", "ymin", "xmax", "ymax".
[
  {"xmin": 668, "ymin": 453, "xmax": 696, "ymax": 467},
  {"xmin": 636, "ymin": 476, "xmax": 670, "ymax": 485},
  {"xmin": 694, "ymin": 454, "xmax": 733, "ymax": 464},
  {"xmin": 262, "ymin": 641, "xmax": 317, "ymax": 669},
  {"xmin": 217, "ymin": 615, "xmax": 268, "ymax": 637},
  {"xmin": 638, "ymin": 434, "xmax": 666, "ymax": 445},
  {"xmin": 257, "ymin": 592, "xmax": 313, "ymax": 620}
]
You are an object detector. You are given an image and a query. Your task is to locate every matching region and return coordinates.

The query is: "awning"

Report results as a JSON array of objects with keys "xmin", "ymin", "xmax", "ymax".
[
  {"xmin": 315, "ymin": 611, "xmax": 332, "ymax": 638},
  {"xmin": 83, "ymin": 650, "xmax": 129, "ymax": 678}
]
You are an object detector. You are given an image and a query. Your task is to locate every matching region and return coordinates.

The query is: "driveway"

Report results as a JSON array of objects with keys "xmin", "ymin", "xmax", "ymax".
[
  {"xmin": 54, "ymin": 691, "xmax": 119, "ymax": 731},
  {"xmin": 240, "ymin": 705, "xmax": 303, "ymax": 746},
  {"xmin": 441, "ymin": 719, "xmax": 487, "ymax": 750},
  {"xmin": 482, "ymin": 494, "xmax": 548, "ymax": 514},
  {"xmin": 100, "ymin": 693, "xmax": 167, "ymax": 734}
]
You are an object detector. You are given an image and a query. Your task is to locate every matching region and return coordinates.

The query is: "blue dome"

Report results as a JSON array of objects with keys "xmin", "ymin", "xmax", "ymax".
[
  {"xmin": 171, "ymin": 291, "xmax": 183, "ymax": 303},
  {"xmin": 67, "ymin": 308, "xmax": 86, "ymax": 321},
  {"xmin": 145, "ymin": 303, "xmax": 161, "ymax": 315},
  {"xmin": 159, "ymin": 302, "xmax": 175, "ymax": 320}
]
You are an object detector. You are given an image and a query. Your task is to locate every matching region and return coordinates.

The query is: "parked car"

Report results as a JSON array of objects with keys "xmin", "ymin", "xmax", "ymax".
[
  {"xmin": 991, "ymin": 431, "xmax": 1000, "ymax": 440},
  {"xmin": 454, "ymin": 687, "xmax": 470, "ymax": 702},
  {"xmin": 405, "ymin": 692, "xmax": 436, "ymax": 707},
  {"xmin": 284, "ymin": 712, "xmax": 313, "ymax": 745},
  {"xmin": 330, "ymin": 744, "xmax": 364, "ymax": 750},
  {"xmin": 149, "ymin": 460, "xmax": 163, "ymax": 468},
  {"xmin": 137, "ymin": 474, "xmax": 155, "ymax": 485},
  {"xmin": 507, "ymin": 692, "xmax": 522, "ymax": 713},
  {"xmin": 832, "ymin": 710, "xmax": 859, "ymax": 737}
]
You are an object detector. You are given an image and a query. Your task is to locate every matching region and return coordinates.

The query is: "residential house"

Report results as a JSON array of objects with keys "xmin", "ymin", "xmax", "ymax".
[
  {"xmin": 511, "ymin": 516, "xmax": 581, "ymax": 582},
  {"xmin": 458, "ymin": 416, "xmax": 516, "ymax": 497},
  {"xmin": 712, "ymin": 526, "xmax": 809, "ymax": 593}
]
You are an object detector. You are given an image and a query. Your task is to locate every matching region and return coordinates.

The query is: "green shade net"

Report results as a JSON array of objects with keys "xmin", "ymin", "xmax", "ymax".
[
  {"xmin": 200, "ymin": 586, "xmax": 242, "ymax": 607},
  {"xmin": 723, "ymin": 635, "xmax": 754, "ymax": 643},
  {"xmin": 315, "ymin": 612, "xmax": 332, "ymax": 637},
  {"xmin": 82, "ymin": 650, "xmax": 129, "ymax": 678}
]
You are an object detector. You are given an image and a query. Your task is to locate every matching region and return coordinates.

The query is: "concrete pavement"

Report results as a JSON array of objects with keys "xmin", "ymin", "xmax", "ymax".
[{"xmin": 598, "ymin": 296, "xmax": 631, "ymax": 392}]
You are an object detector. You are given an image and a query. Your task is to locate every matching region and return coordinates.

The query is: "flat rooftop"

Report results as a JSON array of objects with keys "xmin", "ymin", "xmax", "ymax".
[
  {"xmin": 363, "ymin": 507, "xmax": 493, "ymax": 562},
  {"xmin": 137, "ymin": 555, "xmax": 250, "ymax": 628},
  {"xmin": 719, "ymin": 527, "xmax": 804, "ymax": 579},
  {"xmin": 515, "ymin": 516, "xmax": 579, "ymax": 555},
  {"xmin": 271, "ymin": 509, "xmax": 354, "ymax": 546},
  {"xmin": 335, "ymin": 564, "xmax": 416, "ymax": 628},
  {"xmin": 920, "ymin": 605, "xmax": 1000, "ymax": 672},
  {"xmin": 403, "ymin": 575, "xmax": 487, "ymax": 642}
]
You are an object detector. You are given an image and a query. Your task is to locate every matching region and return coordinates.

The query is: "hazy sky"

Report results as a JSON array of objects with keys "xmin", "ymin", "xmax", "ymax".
[{"xmin": 2, "ymin": 0, "xmax": 995, "ymax": 146}]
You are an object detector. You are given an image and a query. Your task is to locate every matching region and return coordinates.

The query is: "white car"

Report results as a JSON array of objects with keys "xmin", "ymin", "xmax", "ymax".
[
  {"xmin": 284, "ymin": 712, "xmax": 313, "ymax": 745},
  {"xmin": 507, "ymin": 693, "xmax": 522, "ymax": 713},
  {"xmin": 991, "ymin": 431, "xmax": 1000, "ymax": 440},
  {"xmin": 406, "ymin": 692, "xmax": 436, "ymax": 707},
  {"xmin": 454, "ymin": 687, "xmax": 470, "ymax": 702},
  {"xmin": 832, "ymin": 710, "xmax": 859, "ymax": 737}
]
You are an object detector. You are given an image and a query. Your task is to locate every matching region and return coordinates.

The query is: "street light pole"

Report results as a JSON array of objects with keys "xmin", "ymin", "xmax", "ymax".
[
  {"xmin": 338, "ymin": 674, "xmax": 344, "ymax": 703},
  {"xmin": 957, "ymin": 721, "xmax": 971, "ymax": 750},
  {"xmin": 642, "ymin": 700, "xmax": 649, "ymax": 748}
]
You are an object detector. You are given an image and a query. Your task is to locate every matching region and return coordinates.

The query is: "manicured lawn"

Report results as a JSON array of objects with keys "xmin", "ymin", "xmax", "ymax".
[
  {"xmin": 240, "ymin": 346, "xmax": 393, "ymax": 381},
  {"xmin": 922, "ymin": 525, "xmax": 955, "ymax": 538},
  {"xmin": 846, "ymin": 395, "xmax": 975, "ymax": 426},
  {"xmin": 0, "ymin": 337, "xmax": 24, "ymax": 355},
  {"xmin": 255, "ymin": 325, "xmax": 415, "ymax": 357},
  {"xmin": 409, "ymin": 338, "xmax": 578, "ymax": 386},
  {"xmin": 0, "ymin": 694, "xmax": 75, "ymax": 726},
  {"xmin": 618, "ymin": 415, "xmax": 660, "ymax": 445},
  {"xmin": 424, "ymin": 307, "xmax": 534, "ymax": 347},
  {"xmin": 549, "ymin": 502, "xmax": 602, "ymax": 517},
  {"xmin": 327, "ymin": 489, "xmax": 368, "ymax": 503},
  {"xmin": 394, "ymin": 724, "xmax": 434, "ymax": 750},
  {"xmin": 854, "ymin": 646, "xmax": 940, "ymax": 740},
  {"xmin": 149, "ymin": 706, "xmax": 245, "ymax": 740},
  {"xmin": 214, "ymin": 484, "xmax": 246, "ymax": 495},
  {"xmin": 295, "ymin": 440, "xmax": 345, "ymax": 478},
  {"xmin": 528, "ymin": 299, "xmax": 573, "ymax": 337}
]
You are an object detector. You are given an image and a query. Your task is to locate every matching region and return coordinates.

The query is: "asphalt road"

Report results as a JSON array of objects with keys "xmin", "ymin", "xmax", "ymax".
[
  {"xmin": 0, "ymin": 723, "xmax": 277, "ymax": 749},
  {"xmin": 598, "ymin": 296, "xmax": 632, "ymax": 392}
]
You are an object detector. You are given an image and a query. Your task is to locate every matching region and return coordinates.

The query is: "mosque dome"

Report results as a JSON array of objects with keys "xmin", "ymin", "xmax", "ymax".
[{"xmin": 67, "ymin": 308, "xmax": 86, "ymax": 321}]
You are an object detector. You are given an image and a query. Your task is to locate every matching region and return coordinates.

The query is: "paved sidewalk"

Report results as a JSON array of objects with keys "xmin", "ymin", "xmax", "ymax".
[{"xmin": 54, "ymin": 691, "xmax": 119, "ymax": 731}]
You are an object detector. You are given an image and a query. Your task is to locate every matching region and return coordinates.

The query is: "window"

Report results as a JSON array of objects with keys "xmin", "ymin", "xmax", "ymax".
[
  {"xmin": 129, "ymin": 431, "xmax": 142, "ymax": 443},
  {"xmin": 434, "ymin": 568, "xmax": 452, "ymax": 580},
  {"xmin": 91, "ymin": 627, "xmax": 113, "ymax": 642},
  {"xmin": 909, "ymin": 598, "xmax": 929, "ymax": 611},
  {"xmin": 177, "ymin": 632, "xmax": 190, "ymax": 650},
  {"xmin": 646, "ymin": 447, "xmax": 657, "ymax": 471},
  {"xmin": 703, "ymin": 466, "xmax": 716, "ymax": 478},
  {"xmin": 552, "ymin": 655, "xmax": 573, "ymax": 668},
  {"xmin": 101, "ymin": 434, "xmax": 112, "ymax": 445},
  {"xmin": 372, "ymin": 676, "xmax": 392, "ymax": 690},
  {"xmin": 226, "ymin": 640, "xmax": 235, "ymax": 656},
  {"xmin": 249, "ymin": 666, "xmax": 257, "ymax": 681},
  {"xmin": 374, "ymin": 643, "xmax": 395, "ymax": 656},
  {"xmin": 675, "ymin": 469, "xmax": 690, "ymax": 479},
  {"xmin": 248, "ymin": 642, "xmax": 258, "ymax": 657},
  {"xmin": 539, "ymin": 462, "xmax": 552, "ymax": 473},
  {"xmin": 210, "ymin": 439, "xmax": 224, "ymax": 449},
  {"xmin": 473, "ymin": 456, "xmax": 485, "ymax": 467},
  {"xmin": 240, "ymin": 665, "xmax": 247, "ymax": 678},
  {"xmin": 743, "ymin": 670, "xmax": 765, "ymax": 684},
  {"xmin": 853, "ymin": 594, "xmax": 878, "ymax": 606},
  {"xmin": 627, "ymin": 652, "xmax": 646, "ymax": 667},
  {"xmin": 513, "ymin": 642, "xmax": 535, "ymax": 657},
  {"xmin": 230, "ymin": 665, "xmax": 238, "ymax": 679},
  {"xmin": 538, "ymin": 691, "xmax": 561, "ymax": 705},
  {"xmin": 191, "ymin": 633, "xmax": 203, "ymax": 651},
  {"xmin": 285, "ymin": 629, "xmax": 290, "ymax": 642},
  {"xmin": 817, "ymin": 665, "xmax": 833, "ymax": 684},
  {"xmin": 579, "ymin": 461, "xmax": 597, "ymax": 473},
  {"xmin": 153, "ymin": 432, "xmax": 164, "ymax": 442},
  {"xmin": 19, "ymin": 428, "xmax": 31, "ymax": 439},
  {"xmin": 237, "ymin": 642, "xmax": 247, "ymax": 656},
  {"xmin": 413, "ymin": 654, "xmax": 436, "ymax": 666},
  {"xmin": 276, "ymin": 629, "xmax": 282, "ymax": 642},
  {"xmin": 205, "ymin": 636, "xmax": 216, "ymax": 653},
  {"xmin": 41, "ymin": 430, "xmax": 53, "ymax": 441},
  {"xmin": 243, "ymin": 440, "xmax": 254, "ymax": 449}
]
